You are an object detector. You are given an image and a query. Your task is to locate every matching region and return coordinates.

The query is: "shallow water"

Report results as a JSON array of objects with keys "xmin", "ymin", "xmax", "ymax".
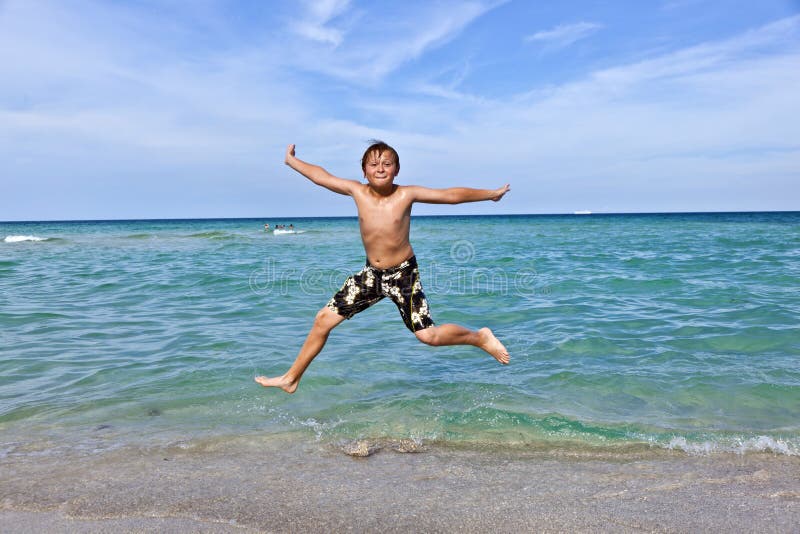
[{"xmin": 2, "ymin": 213, "xmax": 799, "ymax": 457}]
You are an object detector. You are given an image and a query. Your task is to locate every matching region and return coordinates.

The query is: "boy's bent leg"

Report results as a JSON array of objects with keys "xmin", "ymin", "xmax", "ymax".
[
  {"xmin": 255, "ymin": 306, "xmax": 346, "ymax": 393},
  {"xmin": 387, "ymin": 261, "xmax": 508, "ymax": 364},
  {"xmin": 414, "ymin": 324, "xmax": 510, "ymax": 365}
]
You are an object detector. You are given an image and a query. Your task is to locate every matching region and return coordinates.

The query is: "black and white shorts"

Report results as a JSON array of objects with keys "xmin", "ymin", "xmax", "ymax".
[{"xmin": 326, "ymin": 256, "xmax": 434, "ymax": 333}]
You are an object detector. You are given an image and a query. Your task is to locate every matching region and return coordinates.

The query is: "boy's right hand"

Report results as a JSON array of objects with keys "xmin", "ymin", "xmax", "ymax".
[{"xmin": 285, "ymin": 144, "xmax": 296, "ymax": 165}]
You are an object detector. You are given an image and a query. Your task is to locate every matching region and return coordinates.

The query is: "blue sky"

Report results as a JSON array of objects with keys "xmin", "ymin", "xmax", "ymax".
[{"xmin": 1, "ymin": 0, "xmax": 799, "ymax": 220}]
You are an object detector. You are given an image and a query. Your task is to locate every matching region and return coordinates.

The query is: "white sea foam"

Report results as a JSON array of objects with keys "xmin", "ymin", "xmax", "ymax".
[
  {"xmin": 273, "ymin": 229, "xmax": 306, "ymax": 235},
  {"xmin": 736, "ymin": 435, "xmax": 798, "ymax": 456},
  {"xmin": 4, "ymin": 235, "xmax": 48, "ymax": 243},
  {"xmin": 0, "ymin": 443, "xmax": 18, "ymax": 459},
  {"xmin": 666, "ymin": 435, "xmax": 799, "ymax": 456}
]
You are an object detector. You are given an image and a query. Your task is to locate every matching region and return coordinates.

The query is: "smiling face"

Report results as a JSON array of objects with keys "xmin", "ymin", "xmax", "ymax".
[{"xmin": 362, "ymin": 149, "xmax": 399, "ymax": 190}]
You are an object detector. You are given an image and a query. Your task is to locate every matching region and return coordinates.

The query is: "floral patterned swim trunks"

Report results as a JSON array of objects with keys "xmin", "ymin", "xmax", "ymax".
[{"xmin": 327, "ymin": 255, "xmax": 434, "ymax": 332}]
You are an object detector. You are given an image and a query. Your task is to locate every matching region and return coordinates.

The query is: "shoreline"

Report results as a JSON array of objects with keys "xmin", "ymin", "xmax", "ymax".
[
  {"xmin": 3, "ymin": 435, "xmax": 799, "ymax": 532},
  {"xmin": 4, "ymin": 421, "xmax": 798, "ymax": 463}
]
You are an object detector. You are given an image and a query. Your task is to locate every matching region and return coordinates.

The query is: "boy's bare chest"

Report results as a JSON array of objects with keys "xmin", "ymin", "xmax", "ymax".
[{"xmin": 354, "ymin": 191, "xmax": 411, "ymax": 234}]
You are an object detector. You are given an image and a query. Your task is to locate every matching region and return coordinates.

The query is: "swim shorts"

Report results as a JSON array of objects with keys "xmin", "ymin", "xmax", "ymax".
[{"xmin": 327, "ymin": 255, "xmax": 434, "ymax": 332}]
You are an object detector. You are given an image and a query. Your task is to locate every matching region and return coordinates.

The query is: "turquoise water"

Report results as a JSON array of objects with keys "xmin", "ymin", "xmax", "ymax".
[{"xmin": 2, "ymin": 213, "xmax": 799, "ymax": 456}]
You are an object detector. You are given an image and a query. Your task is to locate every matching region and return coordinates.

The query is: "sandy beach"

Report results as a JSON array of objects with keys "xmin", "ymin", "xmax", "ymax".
[{"xmin": 2, "ymin": 434, "xmax": 799, "ymax": 533}]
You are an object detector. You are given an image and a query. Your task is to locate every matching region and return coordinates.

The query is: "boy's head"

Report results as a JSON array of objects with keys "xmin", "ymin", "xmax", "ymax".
[{"xmin": 361, "ymin": 140, "xmax": 400, "ymax": 175}]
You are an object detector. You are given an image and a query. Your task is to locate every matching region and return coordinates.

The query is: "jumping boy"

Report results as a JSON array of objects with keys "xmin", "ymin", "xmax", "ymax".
[{"xmin": 255, "ymin": 141, "xmax": 510, "ymax": 393}]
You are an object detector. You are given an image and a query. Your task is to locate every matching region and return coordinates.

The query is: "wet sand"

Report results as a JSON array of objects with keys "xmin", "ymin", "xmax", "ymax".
[{"xmin": 2, "ymin": 435, "xmax": 799, "ymax": 532}]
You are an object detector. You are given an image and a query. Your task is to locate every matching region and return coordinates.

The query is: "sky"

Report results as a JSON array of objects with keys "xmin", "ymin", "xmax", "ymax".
[{"xmin": 1, "ymin": 0, "xmax": 799, "ymax": 221}]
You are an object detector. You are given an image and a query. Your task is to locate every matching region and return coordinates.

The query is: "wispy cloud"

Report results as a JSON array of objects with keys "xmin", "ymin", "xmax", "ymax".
[
  {"xmin": 583, "ymin": 15, "xmax": 800, "ymax": 96},
  {"xmin": 382, "ymin": 15, "xmax": 800, "ymax": 213},
  {"xmin": 525, "ymin": 21, "xmax": 603, "ymax": 50},
  {"xmin": 0, "ymin": 0, "xmax": 308, "ymax": 163},
  {"xmin": 290, "ymin": 0, "xmax": 352, "ymax": 46},
  {"xmin": 287, "ymin": 1, "xmax": 501, "ymax": 83}
]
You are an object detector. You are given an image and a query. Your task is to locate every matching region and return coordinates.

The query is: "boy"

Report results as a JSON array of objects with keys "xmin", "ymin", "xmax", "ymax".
[{"xmin": 255, "ymin": 141, "xmax": 510, "ymax": 393}]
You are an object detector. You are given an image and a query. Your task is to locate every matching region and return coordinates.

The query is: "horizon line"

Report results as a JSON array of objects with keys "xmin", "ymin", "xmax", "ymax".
[{"xmin": 2, "ymin": 209, "xmax": 800, "ymax": 224}]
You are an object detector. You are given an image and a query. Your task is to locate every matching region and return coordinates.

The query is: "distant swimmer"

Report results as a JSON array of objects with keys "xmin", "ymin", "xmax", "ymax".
[
  {"xmin": 255, "ymin": 141, "xmax": 510, "ymax": 394},
  {"xmin": 264, "ymin": 223, "xmax": 270, "ymax": 231}
]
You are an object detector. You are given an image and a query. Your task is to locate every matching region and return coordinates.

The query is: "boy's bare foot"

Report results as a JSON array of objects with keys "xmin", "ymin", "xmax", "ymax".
[
  {"xmin": 254, "ymin": 374, "xmax": 298, "ymax": 393},
  {"xmin": 478, "ymin": 327, "xmax": 510, "ymax": 364}
]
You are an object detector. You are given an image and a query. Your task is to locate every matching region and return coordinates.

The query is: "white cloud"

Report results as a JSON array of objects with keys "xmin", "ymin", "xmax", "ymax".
[
  {"xmin": 525, "ymin": 21, "xmax": 603, "ymax": 50},
  {"xmin": 588, "ymin": 15, "xmax": 800, "ymax": 88},
  {"xmin": 291, "ymin": 0, "xmax": 352, "ymax": 46},
  {"xmin": 287, "ymin": 1, "xmax": 501, "ymax": 83},
  {"xmin": 0, "ymin": 0, "xmax": 319, "ymax": 219},
  {"xmin": 308, "ymin": 0, "xmax": 352, "ymax": 21},
  {"xmin": 0, "ymin": 1, "xmax": 306, "ymax": 148}
]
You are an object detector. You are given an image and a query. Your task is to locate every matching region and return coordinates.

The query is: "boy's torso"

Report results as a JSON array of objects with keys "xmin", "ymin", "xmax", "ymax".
[{"xmin": 352, "ymin": 183, "xmax": 414, "ymax": 268}]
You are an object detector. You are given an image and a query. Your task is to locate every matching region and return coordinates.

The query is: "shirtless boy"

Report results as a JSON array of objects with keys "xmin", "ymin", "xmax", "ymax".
[{"xmin": 255, "ymin": 141, "xmax": 510, "ymax": 393}]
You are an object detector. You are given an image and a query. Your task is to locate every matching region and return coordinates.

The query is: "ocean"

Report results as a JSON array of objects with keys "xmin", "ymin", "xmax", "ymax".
[{"xmin": 2, "ymin": 212, "xmax": 799, "ymax": 459}]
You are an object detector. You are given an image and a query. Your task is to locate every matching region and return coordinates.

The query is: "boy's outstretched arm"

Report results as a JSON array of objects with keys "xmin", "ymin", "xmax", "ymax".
[
  {"xmin": 408, "ymin": 184, "xmax": 510, "ymax": 204},
  {"xmin": 284, "ymin": 144, "xmax": 360, "ymax": 196}
]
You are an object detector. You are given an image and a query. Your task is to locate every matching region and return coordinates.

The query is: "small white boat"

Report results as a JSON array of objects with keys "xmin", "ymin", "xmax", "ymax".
[{"xmin": 573, "ymin": 210, "xmax": 592, "ymax": 215}]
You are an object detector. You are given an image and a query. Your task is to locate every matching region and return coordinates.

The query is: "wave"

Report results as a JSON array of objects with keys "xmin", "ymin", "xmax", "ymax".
[
  {"xmin": 123, "ymin": 233, "xmax": 157, "ymax": 240},
  {"xmin": 312, "ymin": 428, "xmax": 799, "ymax": 458},
  {"xmin": 326, "ymin": 433, "xmax": 800, "ymax": 458},
  {"xmin": 4, "ymin": 235, "xmax": 48, "ymax": 243},
  {"xmin": 185, "ymin": 230, "xmax": 259, "ymax": 241},
  {"xmin": 4, "ymin": 397, "xmax": 798, "ymax": 459},
  {"xmin": 186, "ymin": 231, "xmax": 234, "ymax": 239},
  {"xmin": 273, "ymin": 229, "xmax": 306, "ymax": 235},
  {"xmin": 3, "ymin": 235, "xmax": 49, "ymax": 243},
  {"xmin": 664, "ymin": 435, "xmax": 799, "ymax": 456},
  {"xmin": 269, "ymin": 405, "xmax": 800, "ymax": 457}
]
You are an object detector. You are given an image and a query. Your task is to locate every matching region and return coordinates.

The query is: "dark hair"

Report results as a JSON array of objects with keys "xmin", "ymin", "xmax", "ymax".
[{"xmin": 361, "ymin": 140, "xmax": 400, "ymax": 173}]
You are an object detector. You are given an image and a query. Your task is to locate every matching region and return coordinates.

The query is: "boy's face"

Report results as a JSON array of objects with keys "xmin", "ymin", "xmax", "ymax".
[{"xmin": 363, "ymin": 150, "xmax": 399, "ymax": 188}]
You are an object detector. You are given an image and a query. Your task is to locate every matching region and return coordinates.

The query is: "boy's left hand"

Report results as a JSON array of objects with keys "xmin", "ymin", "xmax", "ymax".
[{"xmin": 491, "ymin": 184, "xmax": 510, "ymax": 202}]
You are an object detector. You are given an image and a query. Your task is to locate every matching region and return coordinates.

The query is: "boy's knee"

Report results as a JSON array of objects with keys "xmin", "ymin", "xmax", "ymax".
[
  {"xmin": 414, "ymin": 327, "xmax": 438, "ymax": 346},
  {"xmin": 314, "ymin": 306, "xmax": 341, "ymax": 332}
]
